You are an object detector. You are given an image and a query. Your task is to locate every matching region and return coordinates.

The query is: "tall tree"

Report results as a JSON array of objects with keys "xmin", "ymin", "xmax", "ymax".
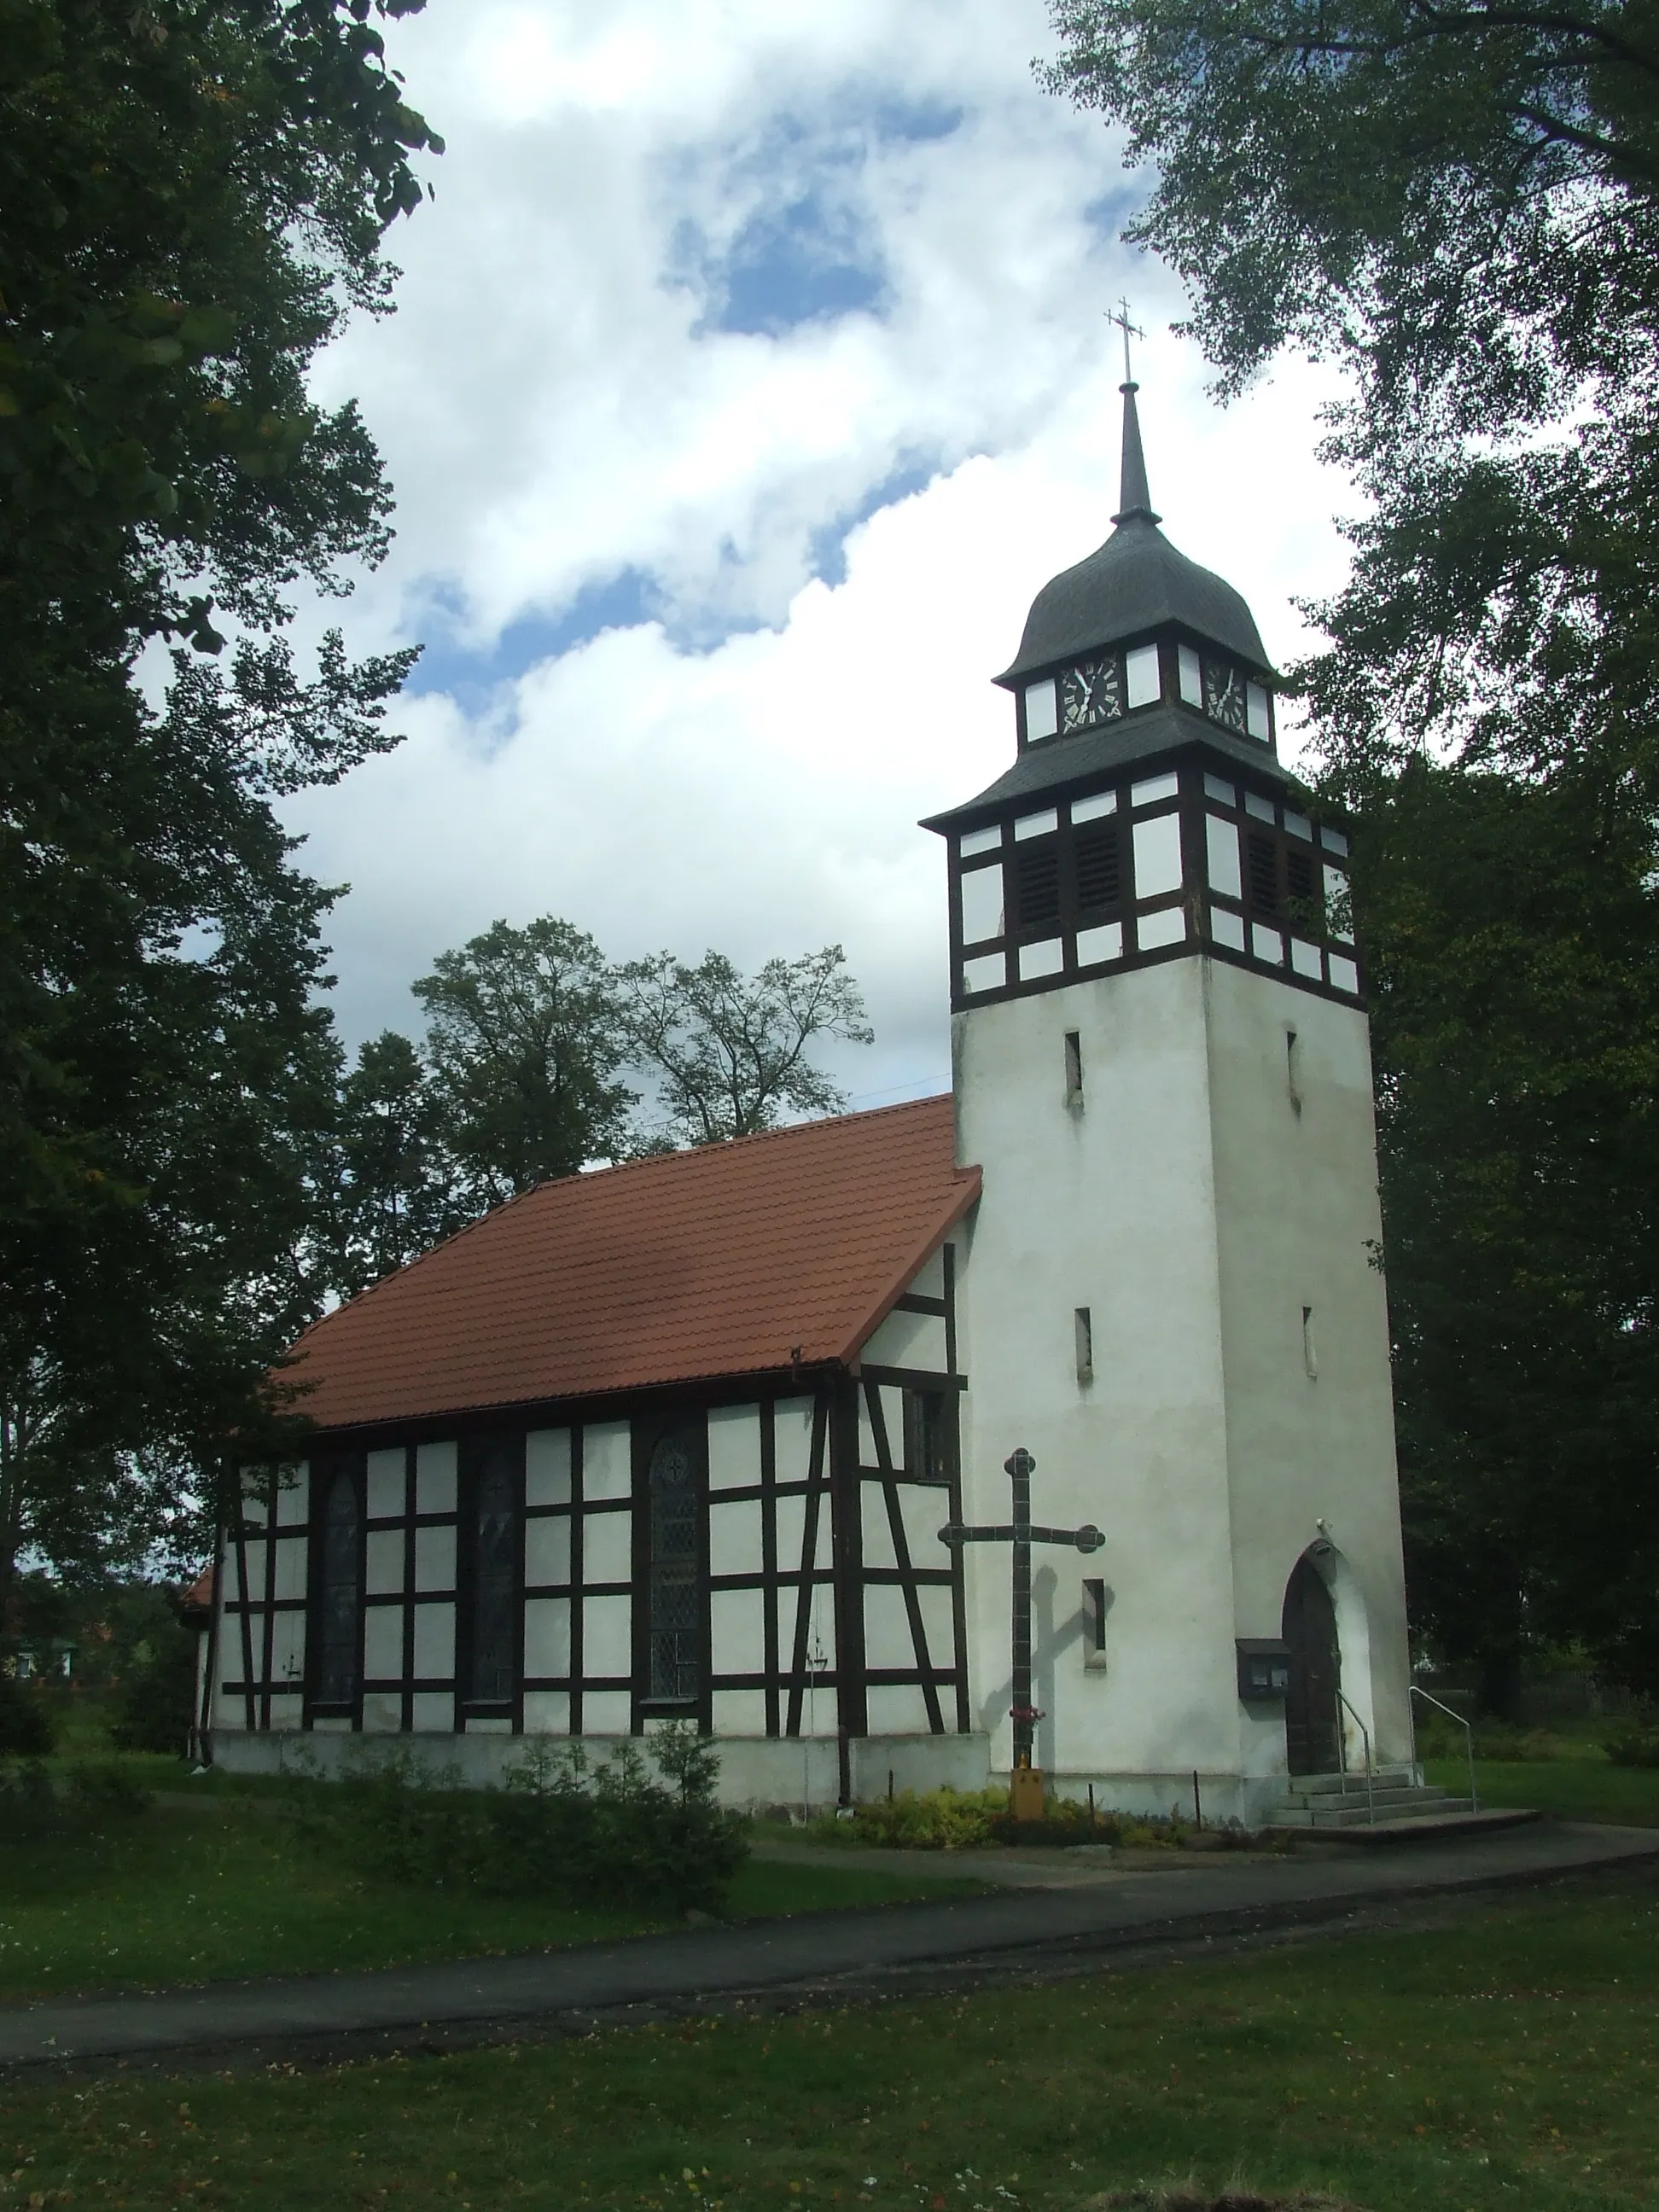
[
  {"xmin": 0, "ymin": 0, "xmax": 440, "ymax": 1614},
  {"xmin": 1044, "ymin": 0, "xmax": 1659, "ymax": 1691},
  {"xmin": 326, "ymin": 1031, "xmax": 461, "ymax": 1295},
  {"xmin": 412, "ymin": 919, "xmax": 637, "ymax": 1205},
  {"xmin": 620, "ymin": 946, "xmax": 872, "ymax": 1146}
]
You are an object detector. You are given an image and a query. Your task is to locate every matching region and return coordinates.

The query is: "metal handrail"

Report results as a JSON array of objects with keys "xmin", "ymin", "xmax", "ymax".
[
  {"xmin": 1411, "ymin": 1683, "xmax": 1479, "ymax": 1813},
  {"xmin": 1336, "ymin": 1689, "xmax": 1375, "ymax": 1825}
]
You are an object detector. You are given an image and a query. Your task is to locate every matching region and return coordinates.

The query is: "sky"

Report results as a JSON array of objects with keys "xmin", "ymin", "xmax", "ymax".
[{"xmin": 284, "ymin": 0, "xmax": 1356, "ymax": 1113}]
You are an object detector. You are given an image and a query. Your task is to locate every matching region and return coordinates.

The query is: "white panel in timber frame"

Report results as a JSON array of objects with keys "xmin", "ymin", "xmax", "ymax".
[
  {"xmin": 364, "ymin": 1694, "xmax": 402, "ymax": 1732},
  {"xmin": 707, "ymin": 1404, "xmax": 762, "ymax": 1491},
  {"xmin": 522, "ymin": 1689, "xmax": 570, "ymax": 1733},
  {"xmin": 363, "ymin": 1605, "xmax": 402, "ymax": 1680},
  {"xmin": 365, "ymin": 1529, "xmax": 404, "ymax": 1596},
  {"xmin": 267, "ymin": 1692, "xmax": 303, "ymax": 1729},
  {"xmin": 583, "ymin": 1690, "xmax": 632, "ymax": 1732},
  {"xmin": 526, "ymin": 1429, "xmax": 572, "ymax": 1508},
  {"xmin": 411, "ymin": 1692, "xmax": 451, "ymax": 1732},
  {"xmin": 416, "ymin": 1440, "xmax": 457, "ymax": 1516},
  {"xmin": 524, "ymin": 1598, "xmax": 572, "ymax": 1677},
  {"xmin": 271, "ymin": 1534, "xmax": 308, "ymax": 1601},
  {"xmin": 415, "ymin": 1525, "xmax": 456, "ymax": 1592},
  {"xmin": 860, "ymin": 1488, "xmax": 899, "ymax": 1573},
  {"xmin": 274, "ymin": 1464, "xmax": 309, "ymax": 1526},
  {"xmin": 269, "ymin": 1610, "xmax": 306, "ymax": 1687},
  {"xmin": 524, "ymin": 1516, "xmax": 571, "ymax": 1587},
  {"xmin": 713, "ymin": 1688, "xmax": 767, "ymax": 1734},
  {"xmin": 863, "ymin": 1583, "xmax": 923, "ymax": 1671},
  {"xmin": 582, "ymin": 1421, "xmax": 631, "ymax": 1502},
  {"xmin": 710, "ymin": 1586, "xmax": 765, "ymax": 1674},
  {"xmin": 708, "ymin": 1497, "xmax": 761, "ymax": 1577},
  {"xmin": 583, "ymin": 1595, "xmax": 632, "ymax": 1677},
  {"xmin": 866, "ymin": 1681, "xmax": 932, "ymax": 1736},
  {"xmin": 412, "ymin": 1602, "xmax": 454, "ymax": 1680},
  {"xmin": 782, "ymin": 1581, "xmax": 835, "ymax": 1675},
  {"xmin": 583, "ymin": 1508, "xmax": 632, "ymax": 1586},
  {"xmin": 366, "ymin": 1448, "xmax": 404, "ymax": 1519},
  {"xmin": 774, "ymin": 1492, "xmax": 831, "ymax": 1579},
  {"xmin": 861, "ymin": 1305, "xmax": 950, "ymax": 1375},
  {"xmin": 773, "ymin": 1397, "xmax": 817, "ymax": 1486}
]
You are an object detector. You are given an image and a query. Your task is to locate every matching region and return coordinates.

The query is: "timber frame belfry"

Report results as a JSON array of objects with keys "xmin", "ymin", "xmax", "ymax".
[{"xmin": 212, "ymin": 1100, "xmax": 989, "ymax": 1805}]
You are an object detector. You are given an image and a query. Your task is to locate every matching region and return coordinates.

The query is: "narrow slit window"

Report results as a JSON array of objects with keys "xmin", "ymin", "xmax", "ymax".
[
  {"xmin": 904, "ymin": 1389, "xmax": 950, "ymax": 1484},
  {"xmin": 649, "ymin": 1432, "xmax": 700, "ymax": 1703},
  {"xmin": 1302, "ymin": 1306, "xmax": 1318, "ymax": 1380},
  {"xmin": 1084, "ymin": 1577, "xmax": 1108, "ymax": 1656},
  {"xmin": 1074, "ymin": 1306, "xmax": 1094, "ymax": 1384},
  {"xmin": 465, "ymin": 1447, "xmax": 518, "ymax": 1706},
  {"xmin": 1063, "ymin": 1030, "xmax": 1083, "ymax": 1103},
  {"xmin": 1286, "ymin": 1028, "xmax": 1303, "ymax": 1116},
  {"xmin": 313, "ymin": 1462, "xmax": 361, "ymax": 1709}
]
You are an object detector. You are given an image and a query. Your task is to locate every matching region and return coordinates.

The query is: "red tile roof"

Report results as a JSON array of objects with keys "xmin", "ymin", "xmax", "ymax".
[{"xmin": 282, "ymin": 1096, "xmax": 978, "ymax": 1434}]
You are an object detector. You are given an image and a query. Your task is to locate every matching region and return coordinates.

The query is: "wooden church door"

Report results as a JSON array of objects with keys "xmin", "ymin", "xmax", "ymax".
[{"xmin": 1282, "ymin": 1555, "xmax": 1341, "ymax": 1774}]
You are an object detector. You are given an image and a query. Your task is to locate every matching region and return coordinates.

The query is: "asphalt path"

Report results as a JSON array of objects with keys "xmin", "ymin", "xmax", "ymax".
[{"xmin": 1, "ymin": 1819, "xmax": 1652, "ymax": 2075}]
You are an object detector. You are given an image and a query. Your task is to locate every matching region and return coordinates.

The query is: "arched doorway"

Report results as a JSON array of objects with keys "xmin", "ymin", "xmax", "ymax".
[{"xmin": 1282, "ymin": 1553, "xmax": 1341, "ymax": 1774}]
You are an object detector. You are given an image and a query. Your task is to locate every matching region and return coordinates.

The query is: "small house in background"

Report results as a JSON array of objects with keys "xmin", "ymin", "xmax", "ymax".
[{"xmin": 207, "ymin": 383, "xmax": 1415, "ymax": 1824}]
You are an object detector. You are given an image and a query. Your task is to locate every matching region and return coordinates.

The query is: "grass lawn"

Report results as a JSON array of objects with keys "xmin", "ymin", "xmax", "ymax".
[
  {"xmin": 1426, "ymin": 1757, "xmax": 1659, "ymax": 1826},
  {"xmin": 0, "ymin": 1803, "xmax": 986, "ymax": 2005},
  {"xmin": 2, "ymin": 1870, "xmax": 1656, "ymax": 2210}
]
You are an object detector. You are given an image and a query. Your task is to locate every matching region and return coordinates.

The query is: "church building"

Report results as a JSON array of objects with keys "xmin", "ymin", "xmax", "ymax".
[{"xmin": 207, "ymin": 379, "xmax": 1413, "ymax": 1825}]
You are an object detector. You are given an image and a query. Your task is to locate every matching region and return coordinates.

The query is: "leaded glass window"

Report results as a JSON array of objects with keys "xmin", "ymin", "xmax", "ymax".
[
  {"xmin": 468, "ymin": 1452, "xmax": 518, "ymax": 1704},
  {"xmin": 315, "ymin": 1464, "xmax": 360, "ymax": 1708},
  {"xmin": 649, "ymin": 1434, "xmax": 700, "ymax": 1703}
]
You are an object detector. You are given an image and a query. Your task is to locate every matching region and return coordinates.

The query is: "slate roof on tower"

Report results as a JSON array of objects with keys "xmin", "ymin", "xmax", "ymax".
[
  {"xmin": 923, "ymin": 376, "xmax": 1289, "ymax": 835},
  {"xmin": 996, "ymin": 382, "xmax": 1270, "ymax": 686},
  {"xmin": 281, "ymin": 1096, "xmax": 979, "ymax": 1435}
]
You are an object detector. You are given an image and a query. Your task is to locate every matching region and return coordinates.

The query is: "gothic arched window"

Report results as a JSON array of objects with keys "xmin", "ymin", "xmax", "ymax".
[
  {"xmin": 468, "ymin": 1453, "xmax": 519, "ymax": 1707},
  {"xmin": 648, "ymin": 1432, "xmax": 700, "ymax": 1705},
  {"xmin": 312, "ymin": 1461, "xmax": 361, "ymax": 1711}
]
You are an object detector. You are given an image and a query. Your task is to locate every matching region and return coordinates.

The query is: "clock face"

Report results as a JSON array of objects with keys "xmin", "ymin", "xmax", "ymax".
[
  {"xmin": 1205, "ymin": 661, "xmax": 1247, "ymax": 733},
  {"xmin": 1062, "ymin": 656, "xmax": 1121, "ymax": 733}
]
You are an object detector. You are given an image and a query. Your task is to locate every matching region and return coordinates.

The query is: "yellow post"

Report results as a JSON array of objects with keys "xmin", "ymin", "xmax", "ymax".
[{"xmin": 1009, "ymin": 1758, "xmax": 1045, "ymax": 1825}]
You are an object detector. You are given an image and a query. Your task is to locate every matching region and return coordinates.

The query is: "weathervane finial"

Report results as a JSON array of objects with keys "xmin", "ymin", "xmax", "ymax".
[{"xmin": 1108, "ymin": 295, "xmax": 1145, "ymax": 387}]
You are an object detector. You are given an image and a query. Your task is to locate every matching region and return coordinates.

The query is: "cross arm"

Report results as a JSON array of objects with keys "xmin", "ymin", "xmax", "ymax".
[
  {"xmin": 938, "ymin": 1522, "xmax": 1015, "ymax": 1546},
  {"xmin": 1030, "ymin": 1522, "xmax": 1106, "ymax": 1553}
]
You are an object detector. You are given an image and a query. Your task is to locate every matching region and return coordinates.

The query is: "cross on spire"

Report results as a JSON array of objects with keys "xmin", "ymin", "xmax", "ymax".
[{"xmin": 1109, "ymin": 295, "xmax": 1145, "ymax": 387}]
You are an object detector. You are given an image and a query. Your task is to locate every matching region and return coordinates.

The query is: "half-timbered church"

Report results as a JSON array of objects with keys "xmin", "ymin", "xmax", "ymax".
[{"xmin": 207, "ymin": 377, "xmax": 1414, "ymax": 1824}]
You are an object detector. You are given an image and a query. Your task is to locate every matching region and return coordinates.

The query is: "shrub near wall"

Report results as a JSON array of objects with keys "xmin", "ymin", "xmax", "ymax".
[{"xmin": 290, "ymin": 1727, "xmax": 748, "ymax": 1917}]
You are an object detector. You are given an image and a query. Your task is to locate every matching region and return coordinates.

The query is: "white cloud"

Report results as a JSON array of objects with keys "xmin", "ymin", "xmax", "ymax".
[{"xmin": 286, "ymin": 0, "xmax": 1355, "ymax": 1103}]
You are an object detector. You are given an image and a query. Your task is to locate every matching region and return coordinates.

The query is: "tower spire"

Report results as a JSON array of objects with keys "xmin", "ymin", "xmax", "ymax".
[{"xmin": 1108, "ymin": 298, "xmax": 1161, "ymax": 527}]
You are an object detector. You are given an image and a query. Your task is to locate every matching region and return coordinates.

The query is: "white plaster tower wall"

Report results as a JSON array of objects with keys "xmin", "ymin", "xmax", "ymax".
[
  {"xmin": 952, "ymin": 960, "xmax": 1247, "ymax": 1793},
  {"xmin": 1202, "ymin": 959, "xmax": 1411, "ymax": 1770}
]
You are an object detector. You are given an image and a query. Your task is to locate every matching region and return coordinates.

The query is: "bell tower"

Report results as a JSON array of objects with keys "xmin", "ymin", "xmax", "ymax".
[{"xmin": 924, "ymin": 375, "xmax": 1411, "ymax": 1823}]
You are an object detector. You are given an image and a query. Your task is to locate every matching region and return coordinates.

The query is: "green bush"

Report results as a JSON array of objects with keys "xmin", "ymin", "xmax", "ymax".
[
  {"xmin": 812, "ymin": 1785, "xmax": 1200, "ymax": 1851},
  {"xmin": 0, "ymin": 1672, "xmax": 56, "ymax": 1755},
  {"xmin": 107, "ymin": 1600, "xmax": 199, "ymax": 1755},
  {"xmin": 288, "ymin": 1725, "xmax": 748, "ymax": 1917},
  {"xmin": 1604, "ymin": 1721, "xmax": 1659, "ymax": 1768},
  {"xmin": 0, "ymin": 1755, "xmax": 151, "ymax": 1838}
]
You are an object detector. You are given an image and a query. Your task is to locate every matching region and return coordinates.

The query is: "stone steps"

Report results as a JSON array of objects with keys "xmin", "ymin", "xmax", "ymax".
[{"xmin": 1271, "ymin": 1769, "xmax": 1463, "ymax": 1828}]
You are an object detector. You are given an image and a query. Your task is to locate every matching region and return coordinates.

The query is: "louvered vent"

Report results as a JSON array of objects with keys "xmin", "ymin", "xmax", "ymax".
[
  {"xmin": 1017, "ymin": 843, "xmax": 1062, "ymax": 929},
  {"xmin": 1247, "ymin": 832, "xmax": 1279, "ymax": 911},
  {"xmin": 1074, "ymin": 826, "xmax": 1121, "ymax": 912},
  {"xmin": 1286, "ymin": 846, "xmax": 1315, "ymax": 904}
]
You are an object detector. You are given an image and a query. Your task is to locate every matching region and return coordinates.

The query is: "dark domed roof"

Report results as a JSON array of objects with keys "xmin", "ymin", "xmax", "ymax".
[{"xmin": 995, "ymin": 386, "xmax": 1270, "ymax": 687}]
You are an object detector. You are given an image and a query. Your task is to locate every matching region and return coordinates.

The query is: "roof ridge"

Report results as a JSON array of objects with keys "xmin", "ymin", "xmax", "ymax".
[
  {"xmin": 288, "ymin": 1095, "xmax": 956, "ymax": 1348},
  {"xmin": 526, "ymin": 1092, "xmax": 953, "ymax": 1194}
]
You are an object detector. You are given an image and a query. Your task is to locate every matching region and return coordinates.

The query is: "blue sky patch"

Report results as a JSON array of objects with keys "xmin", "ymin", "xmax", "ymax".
[
  {"xmin": 808, "ymin": 454, "xmax": 940, "ymax": 588},
  {"xmin": 405, "ymin": 569, "xmax": 662, "ymax": 711}
]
